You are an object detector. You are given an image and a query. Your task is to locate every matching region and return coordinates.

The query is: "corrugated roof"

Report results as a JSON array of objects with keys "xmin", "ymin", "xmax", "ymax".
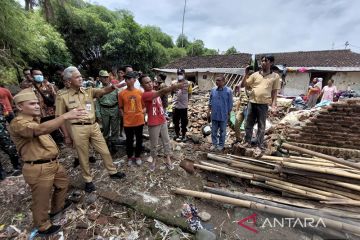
[{"xmin": 161, "ymin": 50, "xmax": 360, "ymax": 69}]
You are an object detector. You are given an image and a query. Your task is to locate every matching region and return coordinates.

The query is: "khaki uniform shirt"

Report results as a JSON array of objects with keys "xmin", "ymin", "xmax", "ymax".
[
  {"xmin": 9, "ymin": 114, "xmax": 59, "ymax": 161},
  {"xmin": 55, "ymin": 87, "xmax": 102, "ymax": 124},
  {"xmin": 245, "ymin": 72, "xmax": 281, "ymax": 105}
]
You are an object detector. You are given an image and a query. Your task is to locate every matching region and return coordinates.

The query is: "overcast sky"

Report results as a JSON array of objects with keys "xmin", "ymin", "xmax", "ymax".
[{"xmin": 93, "ymin": 0, "xmax": 360, "ymax": 53}]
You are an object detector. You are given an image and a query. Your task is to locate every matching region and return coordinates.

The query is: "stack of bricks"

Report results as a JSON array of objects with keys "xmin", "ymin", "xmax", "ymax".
[{"xmin": 286, "ymin": 98, "xmax": 360, "ymax": 152}]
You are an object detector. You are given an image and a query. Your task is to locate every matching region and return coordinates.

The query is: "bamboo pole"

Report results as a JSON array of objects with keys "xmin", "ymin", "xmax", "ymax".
[
  {"xmin": 282, "ymin": 162, "xmax": 360, "ymax": 180},
  {"xmin": 250, "ymin": 181, "xmax": 280, "ymax": 192},
  {"xmin": 230, "ymin": 162, "xmax": 276, "ymax": 173},
  {"xmin": 203, "ymin": 187, "xmax": 360, "ymax": 222},
  {"xmin": 173, "ymin": 188, "xmax": 360, "ymax": 235},
  {"xmin": 265, "ymin": 181, "xmax": 335, "ymax": 201},
  {"xmin": 281, "ymin": 143, "xmax": 360, "ymax": 170},
  {"xmin": 314, "ymin": 178, "xmax": 360, "ymax": 192},
  {"xmin": 282, "ymin": 192, "xmax": 310, "ymax": 200},
  {"xmin": 321, "ymin": 200, "xmax": 360, "ymax": 206},
  {"xmin": 207, "ymin": 187, "xmax": 318, "ymax": 209},
  {"xmin": 288, "ymin": 176, "xmax": 360, "ymax": 200},
  {"xmin": 268, "ymin": 179, "xmax": 349, "ymax": 200},
  {"xmin": 193, "ymin": 164, "xmax": 254, "ymax": 180}
]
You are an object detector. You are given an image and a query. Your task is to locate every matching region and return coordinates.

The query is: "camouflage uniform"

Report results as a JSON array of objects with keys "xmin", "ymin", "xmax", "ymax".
[
  {"xmin": 234, "ymin": 90, "xmax": 249, "ymax": 142},
  {"xmin": 0, "ymin": 104, "xmax": 21, "ymax": 178}
]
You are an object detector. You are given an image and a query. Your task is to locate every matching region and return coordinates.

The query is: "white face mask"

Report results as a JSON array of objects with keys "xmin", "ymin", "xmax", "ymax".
[{"xmin": 178, "ymin": 75, "xmax": 184, "ymax": 80}]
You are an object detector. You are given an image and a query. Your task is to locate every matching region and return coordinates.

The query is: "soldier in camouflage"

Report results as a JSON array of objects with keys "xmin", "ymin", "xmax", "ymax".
[{"xmin": 0, "ymin": 104, "xmax": 21, "ymax": 180}]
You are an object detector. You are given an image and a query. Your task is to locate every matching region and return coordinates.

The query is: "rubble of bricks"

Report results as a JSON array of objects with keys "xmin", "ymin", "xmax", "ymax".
[{"xmin": 286, "ymin": 98, "xmax": 360, "ymax": 158}]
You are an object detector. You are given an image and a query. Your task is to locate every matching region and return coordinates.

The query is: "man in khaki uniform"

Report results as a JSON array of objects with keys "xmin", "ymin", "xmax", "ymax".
[
  {"xmin": 56, "ymin": 66, "xmax": 126, "ymax": 193},
  {"xmin": 9, "ymin": 88, "xmax": 87, "ymax": 237},
  {"xmin": 241, "ymin": 55, "xmax": 280, "ymax": 156}
]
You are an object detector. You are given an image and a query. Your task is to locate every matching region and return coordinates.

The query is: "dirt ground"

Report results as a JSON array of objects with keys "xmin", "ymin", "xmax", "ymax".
[{"xmin": 0, "ymin": 132, "xmax": 348, "ymax": 240}]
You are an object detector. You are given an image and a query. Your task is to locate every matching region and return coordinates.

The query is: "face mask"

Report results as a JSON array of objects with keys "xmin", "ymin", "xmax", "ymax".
[
  {"xmin": 178, "ymin": 75, "xmax": 184, "ymax": 80},
  {"xmin": 33, "ymin": 75, "xmax": 44, "ymax": 83}
]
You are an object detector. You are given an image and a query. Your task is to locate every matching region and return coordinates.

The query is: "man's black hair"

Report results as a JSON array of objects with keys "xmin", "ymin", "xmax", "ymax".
[
  {"xmin": 139, "ymin": 74, "xmax": 148, "ymax": 84},
  {"xmin": 23, "ymin": 68, "xmax": 32, "ymax": 73},
  {"xmin": 119, "ymin": 65, "xmax": 132, "ymax": 72},
  {"xmin": 261, "ymin": 55, "xmax": 275, "ymax": 63}
]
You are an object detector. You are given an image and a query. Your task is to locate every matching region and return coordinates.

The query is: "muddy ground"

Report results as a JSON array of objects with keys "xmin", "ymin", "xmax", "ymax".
[{"xmin": 0, "ymin": 130, "xmax": 348, "ymax": 240}]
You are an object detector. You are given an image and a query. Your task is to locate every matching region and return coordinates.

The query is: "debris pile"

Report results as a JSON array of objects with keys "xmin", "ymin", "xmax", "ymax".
[{"xmin": 177, "ymin": 144, "xmax": 360, "ymax": 237}]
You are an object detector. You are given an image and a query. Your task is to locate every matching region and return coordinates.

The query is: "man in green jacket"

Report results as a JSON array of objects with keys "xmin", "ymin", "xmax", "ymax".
[{"xmin": 95, "ymin": 70, "xmax": 120, "ymax": 145}]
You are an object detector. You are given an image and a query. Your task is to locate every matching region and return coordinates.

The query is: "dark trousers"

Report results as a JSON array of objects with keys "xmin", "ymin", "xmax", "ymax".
[
  {"xmin": 124, "ymin": 125, "xmax": 143, "ymax": 158},
  {"xmin": 244, "ymin": 102, "xmax": 268, "ymax": 148},
  {"xmin": 173, "ymin": 108, "xmax": 188, "ymax": 136},
  {"xmin": 41, "ymin": 116, "xmax": 63, "ymax": 143},
  {"xmin": 5, "ymin": 112, "xmax": 14, "ymax": 124}
]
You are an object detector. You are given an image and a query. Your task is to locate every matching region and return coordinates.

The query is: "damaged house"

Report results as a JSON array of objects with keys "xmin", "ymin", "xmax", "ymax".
[{"xmin": 154, "ymin": 49, "xmax": 360, "ymax": 95}]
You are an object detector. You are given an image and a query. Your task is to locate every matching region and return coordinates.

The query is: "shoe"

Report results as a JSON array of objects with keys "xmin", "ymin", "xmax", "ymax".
[
  {"xmin": 175, "ymin": 136, "xmax": 182, "ymax": 142},
  {"xmin": 84, "ymin": 182, "xmax": 96, "ymax": 193},
  {"xmin": 110, "ymin": 172, "xmax": 126, "ymax": 179},
  {"xmin": 89, "ymin": 156, "xmax": 96, "ymax": 163},
  {"xmin": 173, "ymin": 135, "xmax": 180, "ymax": 141},
  {"xmin": 216, "ymin": 146, "xmax": 224, "ymax": 152},
  {"xmin": 135, "ymin": 158, "xmax": 142, "ymax": 166},
  {"xmin": 210, "ymin": 145, "xmax": 217, "ymax": 151},
  {"xmin": 181, "ymin": 136, "xmax": 187, "ymax": 142},
  {"xmin": 128, "ymin": 157, "xmax": 135, "ymax": 166},
  {"xmin": 37, "ymin": 225, "xmax": 61, "ymax": 237},
  {"xmin": 73, "ymin": 158, "xmax": 80, "ymax": 168},
  {"xmin": 49, "ymin": 199, "xmax": 73, "ymax": 218}
]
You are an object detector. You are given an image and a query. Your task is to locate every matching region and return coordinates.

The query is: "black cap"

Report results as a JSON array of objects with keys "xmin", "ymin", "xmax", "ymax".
[
  {"xmin": 125, "ymin": 71, "xmax": 139, "ymax": 79},
  {"xmin": 177, "ymin": 68, "xmax": 185, "ymax": 75}
]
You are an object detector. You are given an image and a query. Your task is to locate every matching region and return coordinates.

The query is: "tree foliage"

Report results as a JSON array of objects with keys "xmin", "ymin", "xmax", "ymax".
[
  {"xmin": 225, "ymin": 46, "xmax": 237, "ymax": 55},
  {"xmin": 1, "ymin": 0, "xmax": 223, "ymax": 83}
]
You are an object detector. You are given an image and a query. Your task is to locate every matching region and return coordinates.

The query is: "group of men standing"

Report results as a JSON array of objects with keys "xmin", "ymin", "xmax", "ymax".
[{"xmin": 0, "ymin": 54, "xmax": 280, "ymax": 236}]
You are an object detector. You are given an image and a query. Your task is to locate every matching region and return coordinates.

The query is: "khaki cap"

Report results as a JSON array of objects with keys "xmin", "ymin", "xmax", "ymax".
[{"xmin": 14, "ymin": 88, "xmax": 38, "ymax": 104}]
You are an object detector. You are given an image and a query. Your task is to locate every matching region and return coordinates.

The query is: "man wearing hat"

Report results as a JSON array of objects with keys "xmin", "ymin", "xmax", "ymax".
[
  {"xmin": 172, "ymin": 68, "xmax": 192, "ymax": 142},
  {"xmin": 9, "ymin": 88, "xmax": 87, "ymax": 236},
  {"xmin": 240, "ymin": 55, "xmax": 280, "ymax": 157},
  {"xmin": 56, "ymin": 66, "xmax": 126, "ymax": 193},
  {"xmin": 95, "ymin": 70, "xmax": 121, "ymax": 145}
]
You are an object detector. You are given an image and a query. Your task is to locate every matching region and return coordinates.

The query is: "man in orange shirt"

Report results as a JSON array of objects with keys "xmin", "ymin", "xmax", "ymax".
[
  {"xmin": 118, "ymin": 71, "xmax": 145, "ymax": 166},
  {"xmin": 0, "ymin": 85, "xmax": 15, "ymax": 123}
]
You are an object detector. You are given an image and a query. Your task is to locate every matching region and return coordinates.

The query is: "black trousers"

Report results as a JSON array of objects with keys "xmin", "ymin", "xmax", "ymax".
[
  {"xmin": 124, "ymin": 125, "xmax": 143, "ymax": 158},
  {"xmin": 244, "ymin": 102, "xmax": 268, "ymax": 148},
  {"xmin": 173, "ymin": 108, "xmax": 188, "ymax": 136}
]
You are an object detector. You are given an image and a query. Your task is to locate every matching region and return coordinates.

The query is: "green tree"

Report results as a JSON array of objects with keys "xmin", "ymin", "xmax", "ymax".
[
  {"xmin": 167, "ymin": 47, "xmax": 187, "ymax": 60},
  {"xmin": 53, "ymin": 4, "xmax": 115, "ymax": 75},
  {"xmin": 204, "ymin": 48, "xmax": 218, "ymax": 56},
  {"xmin": 176, "ymin": 34, "xmax": 190, "ymax": 48},
  {"xmin": 143, "ymin": 26, "xmax": 174, "ymax": 48},
  {"xmin": 186, "ymin": 39, "xmax": 205, "ymax": 56},
  {"xmin": 225, "ymin": 46, "xmax": 237, "ymax": 55}
]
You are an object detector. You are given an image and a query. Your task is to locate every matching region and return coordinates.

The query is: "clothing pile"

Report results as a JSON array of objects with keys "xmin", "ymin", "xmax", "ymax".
[{"xmin": 181, "ymin": 203, "xmax": 203, "ymax": 231}]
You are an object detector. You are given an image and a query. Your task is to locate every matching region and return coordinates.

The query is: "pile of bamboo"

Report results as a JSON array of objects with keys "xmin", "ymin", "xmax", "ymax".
[{"xmin": 175, "ymin": 143, "xmax": 360, "ymax": 236}]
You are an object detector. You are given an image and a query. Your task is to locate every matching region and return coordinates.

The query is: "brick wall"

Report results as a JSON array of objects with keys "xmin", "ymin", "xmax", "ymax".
[{"xmin": 286, "ymin": 98, "xmax": 360, "ymax": 151}]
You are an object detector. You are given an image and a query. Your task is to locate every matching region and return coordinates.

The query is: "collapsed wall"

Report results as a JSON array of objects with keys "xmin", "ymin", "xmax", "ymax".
[{"xmin": 285, "ymin": 98, "xmax": 360, "ymax": 159}]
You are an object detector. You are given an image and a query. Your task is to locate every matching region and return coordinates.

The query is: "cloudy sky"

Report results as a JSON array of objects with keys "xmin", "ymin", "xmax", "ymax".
[{"xmin": 94, "ymin": 0, "xmax": 360, "ymax": 53}]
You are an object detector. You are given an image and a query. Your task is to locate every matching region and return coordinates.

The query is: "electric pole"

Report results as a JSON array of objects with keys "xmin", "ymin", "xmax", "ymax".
[{"xmin": 181, "ymin": 0, "xmax": 187, "ymax": 48}]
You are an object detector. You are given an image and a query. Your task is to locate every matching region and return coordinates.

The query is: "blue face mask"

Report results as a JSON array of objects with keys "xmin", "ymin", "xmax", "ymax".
[{"xmin": 33, "ymin": 75, "xmax": 44, "ymax": 83}]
